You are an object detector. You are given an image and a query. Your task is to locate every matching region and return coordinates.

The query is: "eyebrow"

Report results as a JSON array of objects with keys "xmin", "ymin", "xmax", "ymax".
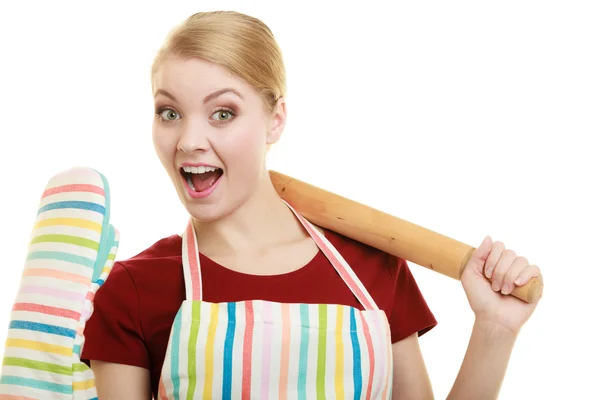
[{"xmin": 153, "ymin": 88, "xmax": 244, "ymax": 103}]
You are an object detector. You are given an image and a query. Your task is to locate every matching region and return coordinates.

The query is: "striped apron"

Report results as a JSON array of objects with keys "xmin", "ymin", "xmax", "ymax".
[{"xmin": 157, "ymin": 202, "xmax": 393, "ymax": 399}]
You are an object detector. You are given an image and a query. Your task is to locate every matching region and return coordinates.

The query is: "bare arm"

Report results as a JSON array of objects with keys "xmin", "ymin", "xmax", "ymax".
[
  {"xmin": 446, "ymin": 321, "xmax": 517, "ymax": 400},
  {"xmin": 391, "ymin": 333, "xmax": 435, "ymax": 400},
  {"xmin": 392, "ymin": 321, "xmax": 517, "ymax": 400},
  {"xmin": 91, "ymin": 361, "xmax": 152, "ymax": 400}
]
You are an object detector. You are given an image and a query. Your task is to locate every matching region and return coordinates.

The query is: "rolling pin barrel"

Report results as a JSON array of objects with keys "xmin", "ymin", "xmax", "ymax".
[{"xmin": 269, "ymin": 170, "xmax": 543, "ymax": 303}]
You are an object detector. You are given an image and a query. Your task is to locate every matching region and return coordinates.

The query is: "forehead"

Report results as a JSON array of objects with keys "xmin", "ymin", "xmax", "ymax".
[{"xmin": 153, "ymin": 56, "xmax": 252, "ymax": 99}]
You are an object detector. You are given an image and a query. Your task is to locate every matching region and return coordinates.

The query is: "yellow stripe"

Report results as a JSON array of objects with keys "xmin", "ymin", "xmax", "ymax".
[
  {"xmin": 5, "ymin": 338, "xmax": 72, "ymax": 356},
  {"xmin": 335, "ymin": 305, "xmax": 345, "ymax": 399},
  {"xmin": 73, "ymin": 378, "xmax": 95, "ymax": 390},
  {"xmin": 203, "ymin": 303, "xmax": 219, "ymax": 399},
  {"xmin": 34, "ymin": 217, "xmax": 102, "ymax": 233}
]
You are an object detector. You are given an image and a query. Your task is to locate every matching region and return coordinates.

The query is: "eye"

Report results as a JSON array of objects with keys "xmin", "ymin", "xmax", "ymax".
[
  {"xmin": 210, "ymin": 110, "xmax": 234, "ymax": 122},
  {"xmin": 157, "ymin": 109, "xmax": 180, "ymax": 121}
]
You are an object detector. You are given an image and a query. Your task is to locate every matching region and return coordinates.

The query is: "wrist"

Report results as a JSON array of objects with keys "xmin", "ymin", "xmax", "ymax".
[{"xmin": 473, "ymin": 318, "xmax": 520, "ymax": 342}]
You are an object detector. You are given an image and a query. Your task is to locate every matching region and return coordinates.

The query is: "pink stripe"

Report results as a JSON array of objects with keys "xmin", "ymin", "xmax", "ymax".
[
  {"xmin": 19, "ymin": 285, "xmax": 85, "ymax": 302},
  {"xmin": 12, "ymin": 302, "xmax": 80, "ymax": 320},
  {"xmin": 23, "ymin": 268, "xmax": 90, "ymax": 285},
  {"xmin": 359, "ymin": 313, "xmax": 376, "ymax": 400},
  {"xmin": 261, "ymin": 302, "xmax": 273, "ymax": 399},
  {"xmin": 371, "ymin": 312, "xmax": 386, "ymax": 398},
  {"xmin": 186, "ymin": 226, "xmax": 201, "ymax": 301},
  {"xmin": 0, "ymin": 395, "xmax": 38, "ymax": 400},
  {"xmin": 242, "ymin": 301, "xmax": 254, "ymax": 400},
  {"xmin": 86, "ymin": 291, "xmax": 95, "ymax": 301},
  {"xmin": 279, "ymin": 303, "xmax": 291, "ymax": 400},
  {"xmin": 298, "ymin": 217, "xmax": 376, "ymax": 310},
  {"xmin": 42, "ymin": 184, "xmax": 104, "ymax": 198},
  {"xmin": 382, "ymin": 322, "xmax": 392, "ymax": 398},
  {"xmin": 158, "ymin": 377, "xmax": 169, "ymax": 400},
  {"xmin": 286, "ymin": 203, "xmax": 377, "ymax": 310}
]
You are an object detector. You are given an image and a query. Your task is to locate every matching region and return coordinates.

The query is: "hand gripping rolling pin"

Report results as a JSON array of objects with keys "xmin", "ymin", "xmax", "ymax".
[{"xmin": 269, "ymin": 170, "xmax": 543, "ymax": 303}]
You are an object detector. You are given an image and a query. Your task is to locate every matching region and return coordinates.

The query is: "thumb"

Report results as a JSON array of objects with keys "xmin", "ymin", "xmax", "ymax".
[{"xmin": 466, "ymin": 236, "xmax": 493, "ymax": 274}]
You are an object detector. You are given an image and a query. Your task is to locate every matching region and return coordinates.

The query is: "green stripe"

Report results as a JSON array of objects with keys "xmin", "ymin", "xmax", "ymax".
[
  {"xmin": 317, "ymin": 304, "xmax": 327, "ymax": 399},
  {"xmin": 2, "ymin": 357, "xmax": 71, "ymax": 375},
  {"xmin": 30, "ymin": 234, "xmax": 99, "ymax": 250},
  {"xmin": 187, "ymin": 302, "xmax": 201, "ymax": 399},
  {"xmin": 72, "ymin": 362, "xmax": 90, "ymax": 373}
]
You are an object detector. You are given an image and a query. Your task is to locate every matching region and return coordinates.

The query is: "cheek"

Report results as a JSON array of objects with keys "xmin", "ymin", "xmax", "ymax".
[
  {"xmin": 220, "ymin": 125, "xmax": 266, "ymax": 167},
  {"xmin": 152, "ymin": 125, "xmax": 176, "ymax": 165}
]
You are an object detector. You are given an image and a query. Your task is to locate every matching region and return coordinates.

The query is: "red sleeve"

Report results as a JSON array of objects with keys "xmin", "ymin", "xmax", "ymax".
[
  {"xmin": 80, "ymin": 262, "xmax": 150, "ymax": 369},
  {"xmin": 388, "ymin": 257, "xmax": 437, "ymax": 343}
]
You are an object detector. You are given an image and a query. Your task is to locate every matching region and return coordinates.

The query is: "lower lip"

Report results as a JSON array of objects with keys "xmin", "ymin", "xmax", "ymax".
[{"xmin": 182, "ymin": 173, "xmax": 222, "ymax": 199}]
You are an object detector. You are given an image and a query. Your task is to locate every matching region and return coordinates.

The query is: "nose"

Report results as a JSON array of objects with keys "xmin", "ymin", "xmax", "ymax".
[{"xmin": 176, "ymin": 119, "xmax": 211, "ymax": 154}]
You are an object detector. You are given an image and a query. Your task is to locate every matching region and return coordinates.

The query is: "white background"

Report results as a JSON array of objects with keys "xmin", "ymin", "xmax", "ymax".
[{"xmin": 1, "ymin": 1, "xmax": 598, "ymax": 398}]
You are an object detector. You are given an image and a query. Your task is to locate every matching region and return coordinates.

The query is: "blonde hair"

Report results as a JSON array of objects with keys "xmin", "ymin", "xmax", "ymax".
[{"xmin": 151, "ymin": 11, "xmax": 286, "ymax": 114}]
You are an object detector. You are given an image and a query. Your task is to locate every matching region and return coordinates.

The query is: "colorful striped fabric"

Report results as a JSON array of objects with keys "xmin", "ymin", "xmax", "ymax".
[
  {"xmin": 157, "ymin": 201, "xmax": 393, "ymax": 399},
  {"xmin": 0, "ymin": 167, "xmax": 119, "ymax": 399}
]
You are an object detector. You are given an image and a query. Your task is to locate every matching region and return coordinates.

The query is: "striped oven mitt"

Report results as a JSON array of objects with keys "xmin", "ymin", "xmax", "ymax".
[{"xmin": 0, "ymin": 167, "xmax": 119, "ymax": 399}]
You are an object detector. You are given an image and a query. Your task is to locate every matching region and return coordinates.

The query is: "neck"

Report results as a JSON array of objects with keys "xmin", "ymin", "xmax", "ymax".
[{"xmin": 191, "ymin": 171, "xmax": 309, "ymax": 257}]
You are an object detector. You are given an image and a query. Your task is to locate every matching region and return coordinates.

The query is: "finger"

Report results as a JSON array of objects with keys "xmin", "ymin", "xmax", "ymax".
[
  {"xmin": 491, "ymin": 249, "xmax": 516, "ymax": 292},
  {"xmin": 514, "ymin": 264, "xmax": 542, "ymax": 286},
  {"xmin": 484, "ymin": 241, "xmax": 505, "ymax": 279},
  {"xmin": 501, "ymin": 256, "xmax": 528, "ymax": 295},
  {"xmin": 468, "ymin": 236, "xmax": 494, "ymax": 274}
]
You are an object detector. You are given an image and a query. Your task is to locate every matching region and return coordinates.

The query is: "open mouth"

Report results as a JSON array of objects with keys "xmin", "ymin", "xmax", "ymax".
[{"xmin": 180, "ymin": 165, "xmax": 224, "ymax": 193}]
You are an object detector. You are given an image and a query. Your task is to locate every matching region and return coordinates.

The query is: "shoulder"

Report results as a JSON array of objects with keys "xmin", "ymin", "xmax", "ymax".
[
  {"xmin": 102, "ymin": 234, "xmax": 184, "ymax": 293},
  {"xmin": 322, "ymin": 229, "xmax": 405, "ymax": 303},
  {"xmin": 322, "ymin": 229, "xmax": 437, "ymax": 341},
  {"xmin": 121, "ymin": 234, "xmax": 183, "ymax": 266},
  {"xmin": 323, "ymin": 228, "xmax": 403, "ymax": 279}
]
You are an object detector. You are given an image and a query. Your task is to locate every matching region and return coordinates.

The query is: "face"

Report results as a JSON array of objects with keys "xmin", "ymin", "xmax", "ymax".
[{"xmin": 152, "ymin": 55, "xmax": 286, "ymax": 222}]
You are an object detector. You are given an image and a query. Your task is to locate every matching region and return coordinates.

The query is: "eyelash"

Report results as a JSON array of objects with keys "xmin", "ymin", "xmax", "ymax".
[{"xmin": 154, "ymin": 106, "xmax": 237, "ymax": 124}]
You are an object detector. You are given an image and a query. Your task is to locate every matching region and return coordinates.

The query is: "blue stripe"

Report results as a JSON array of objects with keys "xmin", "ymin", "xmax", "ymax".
[
  {"xmin": 73, "ymin": 344, "xmax": 82, "ymax": 356},
  {"xmin": 0, "ymin": 375, "xmax": 72, "ymax": 394},
  {"xmin": 37, "ymin": 201, "xmax": 105, "ymax": 215},
  {"xmin": 222, "ymin": 302, "xmax": 236, "ymax": 400},
  {"xmin": 171, "ymin": 309, "xmax": 182, "ymax": 400},
  {"xmin": 93, "ymin": 170, "xmax": 112, "ymax": 283},
  {"xmin": 9, "ymin": 320, "xmax": 76, "ymax": 339},
  {"xmin": 350, "ymin": 308, "xmax": 362, "ymax": 399},
  {"xmin": 93, "ymin": 225, "xmax": 114, "ymax": 282},
  {"xmin": 27, "ymin": 251, "xmax": 95, "ymax": 268},
  {"xmin": 298, "ymin": 303, "xmax": 309, "ymax": 400}
]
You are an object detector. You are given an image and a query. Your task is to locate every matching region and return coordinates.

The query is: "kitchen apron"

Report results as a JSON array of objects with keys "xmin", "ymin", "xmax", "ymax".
[{"xmin": 157, "ymin": 201, "xmax": 393, "ymax": 399}]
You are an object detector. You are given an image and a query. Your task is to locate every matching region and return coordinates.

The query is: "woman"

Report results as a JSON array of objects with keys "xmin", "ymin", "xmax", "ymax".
[{"xmin": 81, "ymin": 10, "xmax": 543, "ymax": 399}]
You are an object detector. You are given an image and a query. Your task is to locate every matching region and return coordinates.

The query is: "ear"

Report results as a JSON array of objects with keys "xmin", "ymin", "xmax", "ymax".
[{"xmin": 266, "ymin": 97, "xmax": 287, "ymax": 145}]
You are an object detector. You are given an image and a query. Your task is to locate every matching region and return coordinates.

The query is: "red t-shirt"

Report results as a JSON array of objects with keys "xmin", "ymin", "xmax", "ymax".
[{"xmin": 81, "ymin": 229, "xmax": 437, "ymax": 398}]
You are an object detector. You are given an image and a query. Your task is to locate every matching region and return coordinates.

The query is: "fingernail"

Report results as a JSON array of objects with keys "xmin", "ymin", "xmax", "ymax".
[
  {"xmin": 501, "ymin": 284, "xmax": 510, "ymax": 294},
  {"xmin": 492, "ymin": 281, "xmax": 500, "ymax": 291},
  {"xmin": 514, "ymin": 277, "xmax": 524, "ymax": 285}
]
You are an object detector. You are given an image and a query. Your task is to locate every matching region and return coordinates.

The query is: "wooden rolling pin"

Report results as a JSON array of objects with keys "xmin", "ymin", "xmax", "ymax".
[{"xmin": 269, "ymin": 170, "xmax": 543, "ymax": 303}]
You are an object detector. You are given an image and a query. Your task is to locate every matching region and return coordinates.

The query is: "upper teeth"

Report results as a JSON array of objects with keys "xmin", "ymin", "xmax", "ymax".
[{"xmin": 183, "ymin": 166, "xmax": 218, "ymax": 174}]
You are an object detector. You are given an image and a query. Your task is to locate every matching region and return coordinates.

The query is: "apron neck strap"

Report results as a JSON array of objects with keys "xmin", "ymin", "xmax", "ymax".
[
  {"xmin": 181, "ymin": 200, "xmax": 379, "ymax": 311},
  {"xmin": 182, "ymin": 221, "xmax": 202, "ymax": 302}
]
